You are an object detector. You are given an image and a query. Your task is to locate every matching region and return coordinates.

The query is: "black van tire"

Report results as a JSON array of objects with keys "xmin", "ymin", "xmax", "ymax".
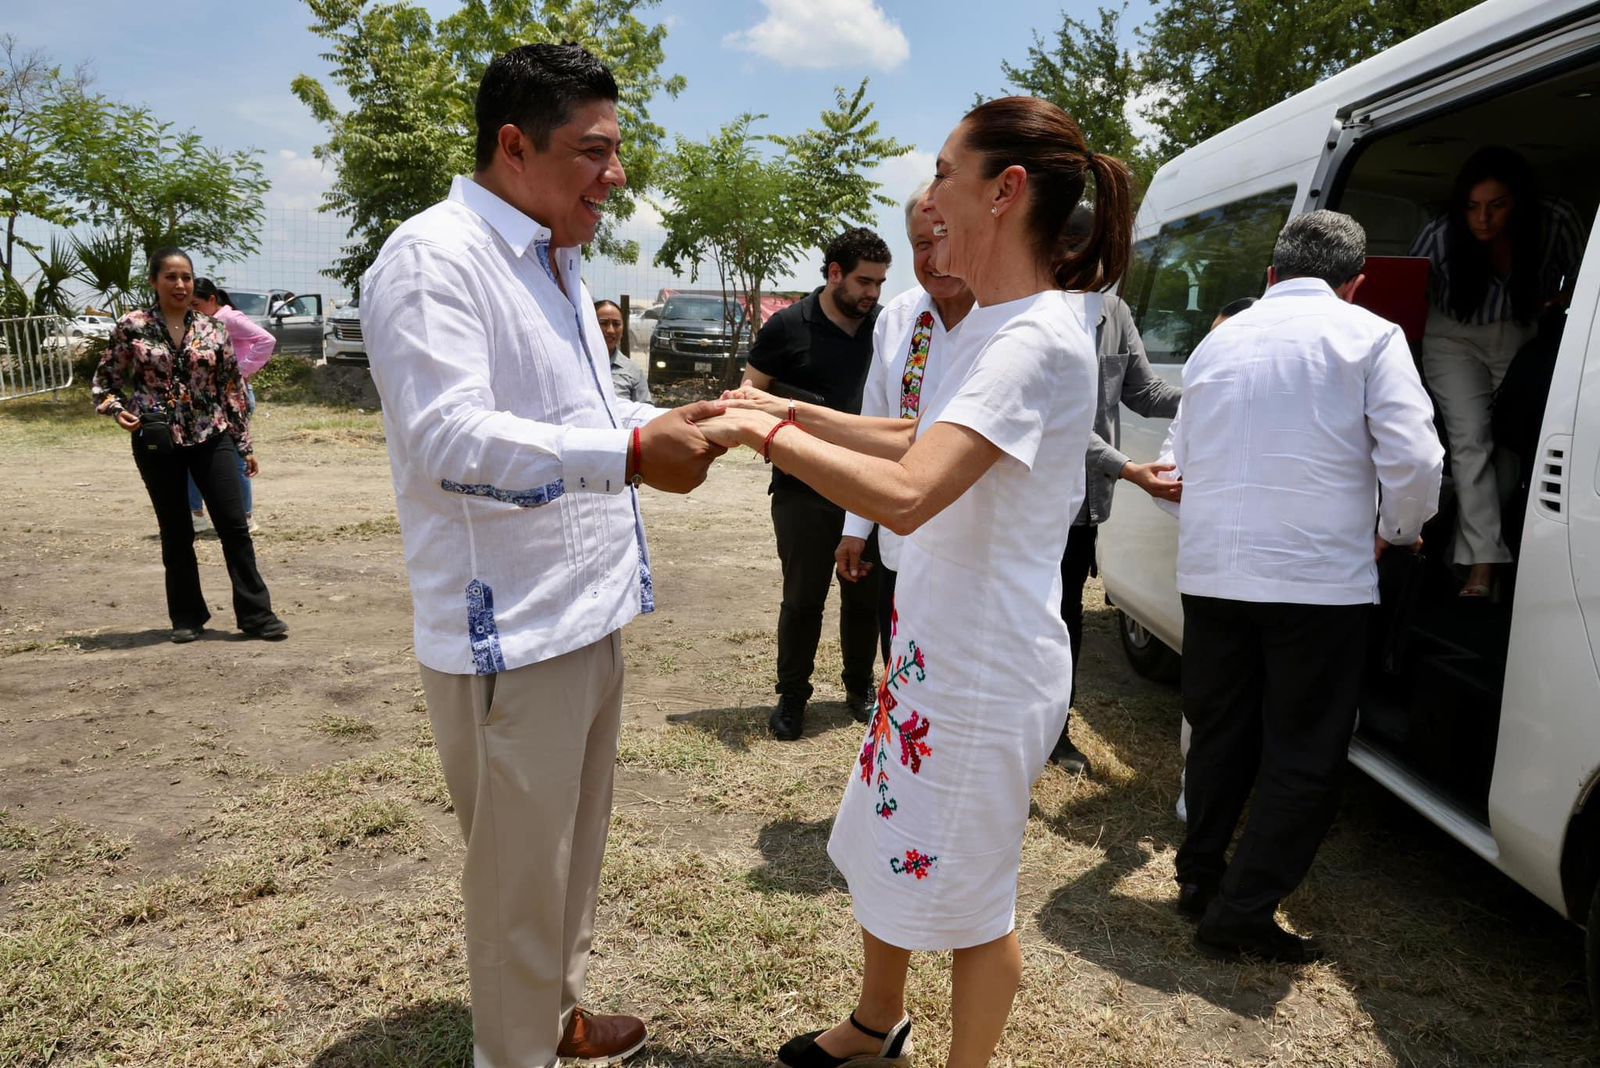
[
  {"xmin": 1588, "ymin": 880, "xmax": 1600, "ymax": 1025},
  {"xmin": 1117, "ymin": 608, "xmax": 1182, "ymax": 685}
]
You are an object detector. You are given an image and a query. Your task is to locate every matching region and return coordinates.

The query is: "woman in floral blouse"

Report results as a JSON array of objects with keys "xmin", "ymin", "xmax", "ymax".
[{"xmin": 91, "ymin": 247, "xmax": 287, "ymax": 643}]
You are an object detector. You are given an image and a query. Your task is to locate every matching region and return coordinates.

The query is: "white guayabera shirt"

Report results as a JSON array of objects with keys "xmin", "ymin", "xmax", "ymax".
[
  {"xmin": 1164, "ymin": 276, "xmax": 1444, "ymax": 606},
  {"xmin": 364, "ymin": 176, "xmax": 664, "ymax": 676}
]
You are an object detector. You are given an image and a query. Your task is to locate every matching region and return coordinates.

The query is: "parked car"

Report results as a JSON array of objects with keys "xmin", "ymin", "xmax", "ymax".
[
  {"xmin": 67, "ymin": 314, "xmax": 115, "ymax": 340},
  {"xmin": 228, "ymin": 288, "xmax": 325, "ymax": 358},
  {"xmin": 1095, "ymin": 0, "xmax": 1600, "ymax": 1018},
  {"xmin": 323, "ymin": 295, "xmax": 365, "ymax": 364},
  {"xmin": 646, "ymin": 294, "xmax": 750, "ymax": 384},
  {"xmin": 626, "ymin": 302, "xmax": 660, "ymax": 358}
]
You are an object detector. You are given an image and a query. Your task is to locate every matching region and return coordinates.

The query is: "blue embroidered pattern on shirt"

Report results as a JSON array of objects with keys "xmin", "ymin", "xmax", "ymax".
[
  {"xmin": 442, "ymin": 478, "xmax": 566, "ymax": 508},
  {"xmin": 638, "ymin": 550, "xmax": 656, "ymax": 614},
  {"xmin": 466, "ymin": 579, "xmax": 507, "ymax": 675}
]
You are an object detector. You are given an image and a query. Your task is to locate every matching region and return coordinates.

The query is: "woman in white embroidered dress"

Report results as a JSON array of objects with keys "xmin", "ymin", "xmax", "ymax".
[{"xmin": 699, "ymin": 97, "xmax": 1133, "ymax": 1068}]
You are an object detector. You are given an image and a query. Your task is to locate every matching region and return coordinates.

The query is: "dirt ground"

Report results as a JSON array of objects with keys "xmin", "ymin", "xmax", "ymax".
[{"xmin": 1, "ymin": 390, "xmax": 1596, "ymax": 1066}]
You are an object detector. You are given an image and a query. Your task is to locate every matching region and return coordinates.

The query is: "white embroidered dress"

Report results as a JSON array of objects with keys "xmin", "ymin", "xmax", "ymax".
[{"xmin": 826, "ymin": 290, "xmax": 1097, "ymax": 950}]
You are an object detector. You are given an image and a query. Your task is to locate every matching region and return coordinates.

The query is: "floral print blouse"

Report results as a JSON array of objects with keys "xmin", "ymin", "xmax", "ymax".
[{"xmin": 92, "ymin": 307, "xmax": 254, "ymax": 456}]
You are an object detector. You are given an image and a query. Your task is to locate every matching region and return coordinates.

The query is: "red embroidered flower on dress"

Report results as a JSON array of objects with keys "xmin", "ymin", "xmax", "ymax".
[
  {"xmin": 857, "ymin": 640, "xmax": 933, "ymax": 821},
  {"xmin": 898, "ymin": 711, "xmax": 930, "ymax": 774},
  {"xmin": 890, "ymin": 848, "xmax": 937, "ymax": 879}
]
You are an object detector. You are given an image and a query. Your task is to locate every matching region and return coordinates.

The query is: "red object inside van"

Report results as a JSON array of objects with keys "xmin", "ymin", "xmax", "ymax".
[{"xmin": 1353, "ymin": 256, "xmax": 1432, "ymax": 344}]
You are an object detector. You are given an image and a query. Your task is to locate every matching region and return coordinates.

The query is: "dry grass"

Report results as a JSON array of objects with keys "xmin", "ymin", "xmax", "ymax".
[
  {"xmin": 2, "ymin": 396, "xmax": 1596, "ymax": 1066},
  {"xmin": 3, "ymin": 632, "xmax": 1596, "ymax": 1066}
]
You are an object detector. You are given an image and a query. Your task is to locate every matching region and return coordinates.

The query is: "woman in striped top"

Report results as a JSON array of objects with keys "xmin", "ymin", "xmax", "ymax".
[{"xmin": 1409, "ymin": 146, "xmax": 1588, "ymax": 596}]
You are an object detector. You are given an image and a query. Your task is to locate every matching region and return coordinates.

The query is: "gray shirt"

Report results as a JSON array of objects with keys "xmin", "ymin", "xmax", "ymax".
[
  {"xmin": 1077, "ymin": 293, "xmax": 1182, "ymax": 526},
  {"xmin": 609, "ymin": 351, "xmax": 651, "ymax": 404}
]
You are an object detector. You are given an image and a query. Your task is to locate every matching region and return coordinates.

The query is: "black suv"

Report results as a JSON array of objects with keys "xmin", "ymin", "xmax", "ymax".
[{"xmin": 646, "ymin": 295, "xmax": 749, "ymax": 384}]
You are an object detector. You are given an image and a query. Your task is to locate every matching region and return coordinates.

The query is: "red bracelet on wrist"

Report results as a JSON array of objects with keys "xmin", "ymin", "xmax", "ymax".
[
  {"xmin": 762, "ymin": 418, "xmax": 804, "ymax": 463},
  {"xmin": 630, "ymin": 426, "xmax": 643, "ymax": 486}
]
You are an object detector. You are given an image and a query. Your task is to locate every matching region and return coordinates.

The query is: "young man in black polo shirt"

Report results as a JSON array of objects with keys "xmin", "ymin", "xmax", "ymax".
[{"xmin": 744, "ymin": 227, "xmax": 890, "ymax": 740}]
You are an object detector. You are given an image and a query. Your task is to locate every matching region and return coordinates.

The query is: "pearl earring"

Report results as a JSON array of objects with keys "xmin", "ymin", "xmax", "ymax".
[{"xmin": 990, "ymin": 207, "xmax": 998, "ymax": 216}]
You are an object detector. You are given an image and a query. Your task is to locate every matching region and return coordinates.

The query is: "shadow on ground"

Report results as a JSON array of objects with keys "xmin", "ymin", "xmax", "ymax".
[
  {"xmin": 1034, "ymin": 603, "xmax": 1600, "ymax": 1058},
  {"xmin": 748, "ymin": 816, "xmax": 841, "ymax": 897},
  {"xmin": 665, "ymin": 701, "xmax": 863, "ymax": 752},
  {"xmin": 309, "ymin": 997, "xmax": 776, "ymax": 1068},
  {"xmin": 308, "ymin": 997, "xmax": 471, "ymax": 1067}
]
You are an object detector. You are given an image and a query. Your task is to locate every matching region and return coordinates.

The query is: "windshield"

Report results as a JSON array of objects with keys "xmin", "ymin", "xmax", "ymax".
[
  {"xmin": 230, "ymin": 291, "xmax": 269, "ymax": 316},
  {"xmin": 661, "ymin": 296, "xmax": 742, "ymax": 323}
]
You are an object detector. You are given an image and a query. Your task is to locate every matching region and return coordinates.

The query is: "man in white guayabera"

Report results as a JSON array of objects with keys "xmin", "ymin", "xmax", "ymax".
[
  {"xmin": 1165, "ymin": 210, "xmax": 1443, "ymax": 964},
  {"xmin": 363, "ymin": 43, "xmax": 724, "ymax": 1068}
]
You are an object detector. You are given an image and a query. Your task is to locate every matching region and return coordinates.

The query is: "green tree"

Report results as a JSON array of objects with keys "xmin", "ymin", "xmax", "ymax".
[
  {"xmin": 771, "ymin": 80, "xmax": 910, "ymax": 251},
  {"xmin": 50, "ymin": 94, "xmax": 268, "ymax": 265},
  {"xmin": 991, "ymin": 5, "xmax": 1156, "ymax": 192},
  {"xmin": 1138, "ymin": 0, "xmax": 1480, "ymax": 158},
  {"xmin": 0, "ymin": 35, "xmax": 91, "ymax": 283},
  {"xmin": 654, "ymin": 86, "xmax": 910, "ymax": 390},
  {"xmin": 654, "ymin": 116, "xmax": 799, "ymax": 389},
  {"xmin": 294, "ymin": 0, "xmax": 685, "ymax": 292}
]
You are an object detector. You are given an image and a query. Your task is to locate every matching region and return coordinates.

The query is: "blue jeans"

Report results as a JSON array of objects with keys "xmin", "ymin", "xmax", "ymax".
[{"xmin": 189, "ymin": 384, "xmax": 255, "ymax": 514}]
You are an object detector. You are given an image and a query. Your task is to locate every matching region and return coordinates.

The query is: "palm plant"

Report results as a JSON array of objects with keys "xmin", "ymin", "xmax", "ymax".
[
  {"xmin": 29, "ymin": 237, "xmax": 80, "ymax": 318},
  {"xmin": 71, "ymin": 229, "xmax": 141, "ymax": 314}
]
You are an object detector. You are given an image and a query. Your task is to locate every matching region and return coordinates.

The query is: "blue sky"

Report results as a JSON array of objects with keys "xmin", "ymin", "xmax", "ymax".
[{"xmin": 15, "ymin": 0, "xmax": 1155, "ymax": 300}]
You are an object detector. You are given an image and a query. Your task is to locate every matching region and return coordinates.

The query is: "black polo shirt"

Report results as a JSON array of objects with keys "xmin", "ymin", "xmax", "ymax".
[{"xmin": 747, "ymin": 286, "xmax": 879, "ymax": 494}]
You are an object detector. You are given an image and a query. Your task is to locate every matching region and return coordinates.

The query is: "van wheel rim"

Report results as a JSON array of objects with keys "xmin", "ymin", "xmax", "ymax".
[{"xmin": 1122, "ymin": 614, "xmax": 1153, "ymax": 650}]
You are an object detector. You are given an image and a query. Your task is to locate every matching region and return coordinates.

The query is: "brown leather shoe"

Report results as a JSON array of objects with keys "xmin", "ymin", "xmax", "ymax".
[{"xmin": 557, "ymin": 1007, "xmax": 647, "ymax": 1064}]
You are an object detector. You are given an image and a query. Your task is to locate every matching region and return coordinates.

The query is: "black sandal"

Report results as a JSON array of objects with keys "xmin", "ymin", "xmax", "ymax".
[{"xmin": 776, "ymin": 1012, "xmax": 913, "ymax": 1067}]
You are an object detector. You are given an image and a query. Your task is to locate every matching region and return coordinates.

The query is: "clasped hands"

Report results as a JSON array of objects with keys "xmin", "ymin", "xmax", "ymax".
[{"xmin": 635, "ymin": 384, "xmax": 783, "ymax": 493}]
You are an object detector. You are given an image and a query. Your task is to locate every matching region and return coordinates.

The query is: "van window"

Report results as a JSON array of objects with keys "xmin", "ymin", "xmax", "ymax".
[{"xmin": 1124, "ymin": 186, "xmax": 1297, "ymax": 363}]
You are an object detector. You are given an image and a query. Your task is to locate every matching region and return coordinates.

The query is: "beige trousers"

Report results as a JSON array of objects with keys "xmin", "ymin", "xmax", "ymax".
[
  {"xmin": 1421, "ymin": 310, "xmax": 1537, "ymax": 565},
  {"xmin": 420, "ymin": 631, "xmax": 624, "ymax": 1068}
]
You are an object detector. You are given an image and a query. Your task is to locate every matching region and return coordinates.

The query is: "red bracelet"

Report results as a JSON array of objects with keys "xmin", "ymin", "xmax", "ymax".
[
  {"xmin": 630, "ymin": 426, "xmax": 643, "ymax": 486},
  {"xmin": 762, "ymin": 418, "xmax": 802, "ymax": 463}
]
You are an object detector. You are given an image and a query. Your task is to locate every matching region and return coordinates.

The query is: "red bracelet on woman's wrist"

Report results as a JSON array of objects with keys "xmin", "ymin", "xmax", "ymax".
[
  {"xmin": 762, "ymin": 418, "xmax": 804, "ymax": 463},
  {"xmin": 630, "ymin": 426, "xmax": 643, "ymax": 486}
]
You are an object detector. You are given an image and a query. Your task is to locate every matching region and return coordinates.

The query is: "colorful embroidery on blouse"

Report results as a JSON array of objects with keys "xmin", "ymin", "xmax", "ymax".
[
  {"xmin": 897, "ymin": 310, "xmax": 935, "ymax": 419},
  {"xmin": 90, "ymin": 307, "xmax": 253, "ymax": 455},
  {"xmin": 889, "ymin": 848, "xmax": 937, "ymax": 880},
  {"xmin": 466, "ymin": 579, "xmax": 507, "ymax": 676},
  {"xmin": 858, "ymin": 614, "xmax": 933, "ymax": 821},
  {"xmin": 441, "ymin": 478, "xmax": 566, "ymax": 508}
]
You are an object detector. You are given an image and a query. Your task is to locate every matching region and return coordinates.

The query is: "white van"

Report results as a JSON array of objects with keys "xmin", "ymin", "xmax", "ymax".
[{"xmin": 1097, "ymin": 0, "xmax": 1600, "ymax": 1014}]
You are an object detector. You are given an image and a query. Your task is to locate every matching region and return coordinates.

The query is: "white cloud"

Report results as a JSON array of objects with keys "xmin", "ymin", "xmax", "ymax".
[
  {"xmin": 724, "ymin": 0, "xmax": 910, "ymax": 71},
  {"xmin": 263, "ymin": 148, "xmax": 334, "ymax": 212}
]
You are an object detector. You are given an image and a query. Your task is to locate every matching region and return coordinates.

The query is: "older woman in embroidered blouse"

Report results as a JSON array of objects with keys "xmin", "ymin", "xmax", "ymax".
[{"xmin": 92, "ymin": 247, "xmax": 286, "ymax": 643}]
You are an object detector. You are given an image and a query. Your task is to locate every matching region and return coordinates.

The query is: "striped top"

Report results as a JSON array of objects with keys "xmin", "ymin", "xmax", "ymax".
[{"xmin": 1409, "ymin": 196, "xmax": 1589, "ymax": 325}]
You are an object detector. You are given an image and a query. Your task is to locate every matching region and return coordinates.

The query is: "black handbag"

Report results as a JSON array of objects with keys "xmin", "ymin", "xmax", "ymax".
[{"xmin": 134, "ymin": 411, "xmax": 174, "ymax": 455}]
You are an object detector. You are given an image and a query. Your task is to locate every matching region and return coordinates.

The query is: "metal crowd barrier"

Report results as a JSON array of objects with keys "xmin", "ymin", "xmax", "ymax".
[{"xmin": 0, "ymin": 315, "xmax": 77, "ymax": 402}]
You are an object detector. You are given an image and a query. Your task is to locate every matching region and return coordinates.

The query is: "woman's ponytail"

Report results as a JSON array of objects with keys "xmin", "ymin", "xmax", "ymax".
[{"xmin": 963, "ymin": 97, "xmax": 1136, "ymax": 295}]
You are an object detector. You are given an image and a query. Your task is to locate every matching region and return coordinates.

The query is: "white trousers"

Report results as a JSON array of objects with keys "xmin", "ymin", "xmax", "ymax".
[{"xmin": 1420, "ymin": 310, "xmax": 1536, "ymax": 566}]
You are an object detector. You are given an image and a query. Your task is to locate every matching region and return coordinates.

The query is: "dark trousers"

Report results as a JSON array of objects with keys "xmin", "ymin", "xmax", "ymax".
[
  {"xmin": 132, "ymin": 434, "xmax": 276, "ymax": 631},
  {"xmin": 1174, "ymin": 594, "xmax": 1370, "ymax": 926},
  {"xmin": 771, "ymin": 484, "xmax": 881, "ymax": 700},
  {"xmin": 1058, "ymin": 523, "xmax": 1098, "ymax": 713},
  {"xmin": 876, "ymin": 563, "xmax": 897, "ymax": 667}
]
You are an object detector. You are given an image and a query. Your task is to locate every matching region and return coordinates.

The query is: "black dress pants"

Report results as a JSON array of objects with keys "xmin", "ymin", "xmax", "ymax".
[
  {"xmin": 771, "ymin": 483, "xmax": 881, "ymax": 701},
  {"xmin": 1174, "ymin": 594, "xmax": 1370, "ymax": 926},
  {"xmin": 1058, "ymin": 523, "xmax": 1098, "ymax": 713},
  {"xmin": 132, "ymin": 434, "xmax": 276, "ymax": 631}
]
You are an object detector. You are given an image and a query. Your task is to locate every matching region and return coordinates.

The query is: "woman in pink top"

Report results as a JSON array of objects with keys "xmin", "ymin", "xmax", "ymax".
[{"xmin": 189, "ymin": 278, "xmax": 278, "ymax": 528}]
